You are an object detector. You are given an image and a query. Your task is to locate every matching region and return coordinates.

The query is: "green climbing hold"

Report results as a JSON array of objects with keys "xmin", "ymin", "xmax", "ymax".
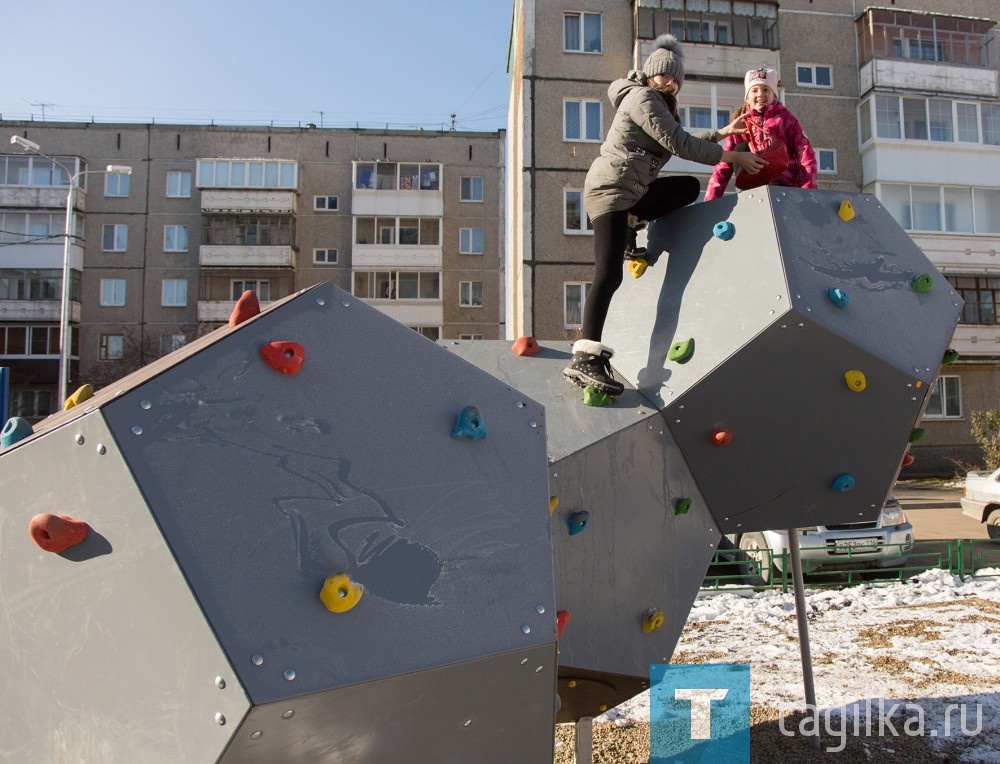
[
  {"xmin": 942, "ymin": 348, "xmax": 959, "ymax": 364},
  {"xmin": 909, "ymin": 428, "xmax": 926, "ymax": 443},
  {"xmin": 668, "ymin": 338, "xmax": 695, "ymax": 364},
  {"xmin": 583, "ymin": 386, "xmax": 613, "ymax": 407},
  {"xmin": 674, "ymin": 498, "xmax": 691, "ymax": 516},
  {"xmin": 911, "ymin": 274, "xmax": 933, "ymax": 293}
]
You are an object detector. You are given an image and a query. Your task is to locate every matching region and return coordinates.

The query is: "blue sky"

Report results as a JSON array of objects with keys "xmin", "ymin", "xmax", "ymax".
[{"xmin": 2, "ymin": 0, "xmax": 512, "ymax": 132}]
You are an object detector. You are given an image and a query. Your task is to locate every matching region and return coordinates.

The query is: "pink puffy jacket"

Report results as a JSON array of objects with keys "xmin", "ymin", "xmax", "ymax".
[{"xmin": 704, "ymin": 102, "xmax": 817, "ymax": 201}]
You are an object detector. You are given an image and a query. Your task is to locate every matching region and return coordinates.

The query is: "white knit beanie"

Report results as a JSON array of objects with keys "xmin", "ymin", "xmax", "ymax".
[
  {"xmin": 642, "ymin": 35, "xmax": 685, "ymax": 87},
  {"xmin": 744, "ymin": 67, "xmax": 779, "ymax": 98}
]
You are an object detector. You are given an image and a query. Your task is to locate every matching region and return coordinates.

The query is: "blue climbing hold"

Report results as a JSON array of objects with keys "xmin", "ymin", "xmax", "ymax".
[
  {"xmin": 832, "ymin": 474, "xmax": 856, "ymax": 492},
  {"xmin": 451, "ymin": 405, "xmax": 487, "ymax": 440},
  {"xmin": 827, "ymin": 287, "xmax": 850, "ymax": 308},
  {"xmin": 1, "ymin": 417, "xmax": 33, "ymax": 449},
  {"xmin": 713, "ymin": 221, "xmax": 735, "ymax": 241},
  {"xmin": 568, "ymin": 511, "xmax": 590, "ymax": 535}
]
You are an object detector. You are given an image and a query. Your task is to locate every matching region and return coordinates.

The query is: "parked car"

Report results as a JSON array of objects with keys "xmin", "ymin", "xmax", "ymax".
[
  {"xmin": 729, "ymin": 497, "xmax": 914, "ymax": 585},
  {"xmin": 961, "ymin": 468, "xmax": 1000, "ymax": 539}
]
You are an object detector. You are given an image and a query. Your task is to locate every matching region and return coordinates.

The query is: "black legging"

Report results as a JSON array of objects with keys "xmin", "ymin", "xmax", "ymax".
[{"xmin": 582, "ymin": 175, "xmax": 701, "ymax": 341}]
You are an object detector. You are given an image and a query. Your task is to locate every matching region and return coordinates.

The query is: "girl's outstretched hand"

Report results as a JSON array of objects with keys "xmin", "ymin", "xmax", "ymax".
[{"xmin": 719, "ymin": 113, "xmax": 748, "ymax": 137}]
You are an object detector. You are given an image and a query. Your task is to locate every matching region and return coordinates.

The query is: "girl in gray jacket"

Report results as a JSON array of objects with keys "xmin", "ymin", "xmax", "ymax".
[{"xmin": 563, "ymin": 35, "xmax": 765, "ymax": 396}]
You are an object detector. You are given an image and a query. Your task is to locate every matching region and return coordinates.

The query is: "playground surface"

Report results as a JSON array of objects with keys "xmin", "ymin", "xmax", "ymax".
[{"xmin": 555, "ymin": 568, "xmax": 1000, "ymax": 763}]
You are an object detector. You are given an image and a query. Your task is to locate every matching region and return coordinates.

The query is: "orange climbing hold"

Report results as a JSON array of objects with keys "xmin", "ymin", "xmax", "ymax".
[
  {"xmin": 229, "ymin": 290, "xmax": 261, "ymax": 327},
  {"xmin": 512, "ymin": 336, "xmax": 540, "ymax": 356},
  {"xmin": 260, "ymin": 341, "xmax": 305, "ymax": 375},
  {"xmin": 29, "ymin": 514, "xmax": 89, "ymax": 553},
  {"xmin": 556, "ymin": 610, "xmax": 571, "ymax": 638},
  {"xmin": 710, "ymin": 429, "xmax": 733, "ymax": 447}
]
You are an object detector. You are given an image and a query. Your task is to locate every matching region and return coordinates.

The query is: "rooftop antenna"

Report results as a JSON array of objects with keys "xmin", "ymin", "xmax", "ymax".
[
  {"xmin": 314, "ymin": 110, "xmax": 325, "ymax": 128},
  {"xmin": 24, "ymin": 99, "xmax": 56, "ymax": 120},
  {"xmin": 450, "ymin": 113, "xmax": 456, "ymax": 131}
]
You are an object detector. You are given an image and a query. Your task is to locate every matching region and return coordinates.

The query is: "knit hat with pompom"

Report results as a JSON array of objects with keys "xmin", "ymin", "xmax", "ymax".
[{"xmin": 642, "ymin": 34, "xmax": 685, "ymax": 87}]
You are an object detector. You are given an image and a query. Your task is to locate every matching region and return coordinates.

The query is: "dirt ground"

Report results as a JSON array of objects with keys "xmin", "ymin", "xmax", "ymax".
[{"xmin": 553, "ymin": 705, "xmax": 965, "ymax": 763}]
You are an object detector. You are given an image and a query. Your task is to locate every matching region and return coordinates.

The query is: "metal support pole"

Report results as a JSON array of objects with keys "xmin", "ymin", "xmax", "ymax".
[
  {"xmin": 575, "ymin": 715, "xmax": 593, "ymax": 764},
  {"xmin": 58, "ymin": 180, "xmax": 77, "ymax": 409},
  {"xmin": 786, "ymin": 529, "xmax": 821, "ymax": 750}
]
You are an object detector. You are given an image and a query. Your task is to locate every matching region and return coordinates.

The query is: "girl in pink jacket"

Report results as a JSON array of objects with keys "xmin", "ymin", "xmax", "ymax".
[{"xmin": 704, "ymin": 67, "xmax": 817, "ymax": 201}]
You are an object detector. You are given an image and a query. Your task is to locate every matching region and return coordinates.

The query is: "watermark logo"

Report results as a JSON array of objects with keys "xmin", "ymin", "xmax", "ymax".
[
  {"xmin": 778, "ymin": 698, "xmax": 985, "ymax": 753},
  {"xmin": 650, "ymin": 664, "xmax": 750, "ymax": 763}
]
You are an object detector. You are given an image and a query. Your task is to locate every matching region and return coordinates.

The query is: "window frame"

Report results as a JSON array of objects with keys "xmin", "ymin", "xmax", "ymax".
[
  {"xmin": 459, "ymin": 227, "xmax": 484, "ymax": 255},
  {"xmin": 101, "ymin": 223, "xmax": 128, "ymax": 253},
  {"xmin": 796, "ymin": 63, "xmax": 833, "ymax": 89},
  {"xmin": 166, "ymin": 171, "xmax": 192, "ymax": 198},
  {"xmin": 161, "ymin": 278, "xmax": 188, "ymax": 307},
  {"xmin": 100, "ymin": 278, "xmax": 126, "ymax": 307},
  {"xmin": 564, "ymin": 189, "xmax": 593, "ymax": 234},
  {"xmin": 563, "ymin": 99, "xmax": 603, "ymax": 142},
  {"xmin": 313, "ymin": 248, "xmax": 338, "ymax": 264},
  {"xmin": 563, "ymin": 11, "xmax": 602, "ymax": 54},
  {"xmin": 460, "ymin": 176, "xmax": 484, "ymax": 202},
  {"xmin": 815, "ymin": 149, "xmax": 837, "ymax": 174},
  {"xmin": 98, "ymin": 333, "xmax": 124, "ymax": 361},
  {"xmin": 163, "ymin": 224, "xmax": 188, "ymax": 252},
  {"xmin": 313, "ymin": 195, "xmax": 339, "ymax": 211},
  {"xmin": 104, "ymin": 173, "xmax": 130, "ymax": 198},
  {"xmin": 564, "ymin": 281, "xmax": 592, "ymax": 329},
  {"xmin": 459, "ymin": 281, "xmax": 484, "ymax": 308},
  {"xmin": 923, "ymin": 375, "xmax": 962, "ymax": 419}
]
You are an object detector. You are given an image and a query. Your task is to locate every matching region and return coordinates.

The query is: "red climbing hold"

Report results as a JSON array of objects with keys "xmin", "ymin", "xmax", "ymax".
[
  {"xmin": 901, "ymin": 453, "xmax": 915, "ymax": 468},
  {"xmin": 556, "ymin": 610, "xmax": 571, "ymax": 639},
  {"xmin": 260, "ymin": 341, "xmax": 305, "ymax": 375},
  {"xmin": 710, "ymin": 429, "xmax": 733, "ymax": 447},
  {"xmin": 512, "ymin": 336, "xmax": 540, "ymax": 357},
  {"xmin": 29, "ymin": 514, "xmax": 89, "ymax": 553},
  {"xmin": 229, "ymin": 290, "xmax": 261, "ymax": 327}
]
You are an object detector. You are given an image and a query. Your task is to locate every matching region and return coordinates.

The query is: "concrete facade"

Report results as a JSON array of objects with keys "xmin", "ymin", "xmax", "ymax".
[
  {"xmin": 507, "ymin": 0, "xmax": 1000, "ymax": 475},
  {"xmin": 0, "ymin": 122, "xmax": 505, "ymax": 420}
]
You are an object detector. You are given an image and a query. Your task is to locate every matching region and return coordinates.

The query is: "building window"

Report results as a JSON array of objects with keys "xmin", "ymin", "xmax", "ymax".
[
  {"xmin": 166, "ymin": 171, "xmax": 192, "ymax": 198},
  {"xmin": 947, "ymin": 275, "xmax": 1000, "ymax": 325},
  {"xmin": 100, "ymin": 279, "xmax": 126, "ymax": 306},
  {"xmin": 459, "ymin": 334, "xmax": 484, "ymax": 340},
  {"xmin": 564, "ymin": 11, "xmax": 602, "ymax": 53},
  {"xmin": 459, "ymin": 281, "xmax": 483, "ymax": 307},
  {"xmin": 163, "ymin": 225, "xmax": 188, "ymax": 252},
  {"xmin": 681, "ymin": 106, "xmax": 732, "ymax": 130},
  {"xmin": 857, "ymin": 8, "xmax": 995, "ymax": 68},
  {"xmin": 564, "ymin": 282, "xmax": 591, "ymax": 328},
  {"xmin": 353, "ymin": 271, "xmax": 439, "ymax": 300},
  {"xmin": 102, "ymin": 224, "xmax": 128, "ymax": 252},
  {"xmin": 232, "ymin": 280, "xmax": 271, "ymax": 301},
  {"xmin": 354, "ymin": 217, "xmax": 440, "ymax": 246},
  {"xmin": 314, "ymin": 195, "xmax": 339, "ymax": 211},
  {"xmin": 161, "ymin": 334, "xmax": 186, "ymax": 354},
  {"xmin": 314, "ymin": 248, "xmax": 338, "ymax": 264},
  {"xmin": 196, "ymin": 160, "xmax": 297, "ymax": 189},
  {"xmin": 957, "ymin": 103, "xmax": 980, "ymax": 143},
  {"xmin": 416, "ymin": 327, "xmax": 441, "ymax": 340},
  {"xmin": 104, "ymin": 173, "xmax": 130, "ymax": 197},
  {"xmin": 881, "ymin": 184, "xmax": 1000, "ymax": 235},
  {"xmin": 0, "ymin": 326, "xmax": 59, "ymax": 356},
  {"xmin": 564, "ymin": 190, "xmax": 593, "ymax": 233},
  {"xmin": 564, "ymin": 100, "xmax": 602, "ymax": 142},
  {"xmin": 161, "ymin": 279, "xmax": 187, "ymax": 307},
  {"xmin": 637, "ymin": 2, "xmax": 777, "ymax": 48},
  {"xmin": 796, "ymin": 63, "xmax": 832, "ymax": 88},
  {"xmin": 924, "ymin": 375, "xmax": 961, "ymax": 419},
  {"xmin": 867, "ymin": 96, "xmax": 1000, "ymax": 147},
  {"xmin": 460, "ymin": 176, "xmax": 484, "ymax": 202},
  {"xmin": 354, "ymin": 162, "xmax": 440, "ymax": 192},
  {"xmin": 459, "ymin": 228, "xmax": 484, "ymax": 254},
  {"xmin": 98, "ymin": 334, "xmax": 124, "ymax": 360},
  {"xmin": 816, "ymin": 149, "xmax": 836, "ymax": 174}
]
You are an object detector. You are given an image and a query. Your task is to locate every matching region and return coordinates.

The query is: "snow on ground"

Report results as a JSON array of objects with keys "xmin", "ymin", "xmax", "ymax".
[{"xmin": 599, "ymin": 570, "xmax": 1000, "ymax": 761}]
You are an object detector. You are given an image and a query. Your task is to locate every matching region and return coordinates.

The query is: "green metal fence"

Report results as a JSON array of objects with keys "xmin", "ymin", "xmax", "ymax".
[{"xmin": 701, "ymin": 538, "xmax": 1000, "ymax": 593}]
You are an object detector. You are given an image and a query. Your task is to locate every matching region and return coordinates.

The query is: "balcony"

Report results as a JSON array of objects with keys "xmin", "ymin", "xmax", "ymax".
[
  {"xmin": 860, "ymin": 58, "xmax": 998, "ymax": 99},
  {"xmin": 366, "ymin": 300, "xmax": 444, "ymax": 327},
  {"xmin": 200, "ymin": 189, "xmax": 296, "ymax": 214},
  {"xmin": 352, "ymin": 245, "xmax": 442, "ymax": 269},
  {"xmin": 0, "ymin": 241, "xmax": 83, "ymax": 271},
  {"xmin": 0, "ymin": 300, "xmax": 78, "ymax": 322},
  {"xmin": 0, "ymin": 185, "xmax": 85, "ymax": 211},
  {"xmin": 198, "ymin": 300, "xmax": 276, "ymax": 323},
  {"xmin": 199, "ymin": 245, "xmax": 295, "ymax": 268}
]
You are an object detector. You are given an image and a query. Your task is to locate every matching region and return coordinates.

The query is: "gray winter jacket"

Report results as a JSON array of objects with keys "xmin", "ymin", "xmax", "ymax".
[{"xmin": 584, "ymin": 71, "xmax": 725, "ymax": 221}]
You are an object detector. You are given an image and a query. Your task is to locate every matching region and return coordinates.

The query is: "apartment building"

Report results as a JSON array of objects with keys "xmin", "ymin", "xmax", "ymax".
[
  {"xmin": 508, "ymin": 0, "xmax": 1000, "ymax": 473},
  {"xmin": 0, "ymin": 122, "xmax": 505, "ymax": 420}
]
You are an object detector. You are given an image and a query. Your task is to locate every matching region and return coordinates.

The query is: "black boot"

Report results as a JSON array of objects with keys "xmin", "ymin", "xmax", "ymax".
[
  {"xmin": 562, "ymin": 340, "xmax": 625, "ymax": 396},
  {"xmin": 624, "ymin": 217, "xmax": 647, "ymax": 260}
]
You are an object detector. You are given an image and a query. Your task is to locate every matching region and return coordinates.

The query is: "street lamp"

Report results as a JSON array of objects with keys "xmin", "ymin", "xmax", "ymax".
[{"xmin": 9, "ymin": 136, "xmax": 132, "ymax": 408}]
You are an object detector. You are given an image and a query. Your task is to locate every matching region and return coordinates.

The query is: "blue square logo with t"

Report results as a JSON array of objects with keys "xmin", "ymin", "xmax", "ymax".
[{"xmin": 650, "ymin": 663, "xmax": 750, "ymax": 763}]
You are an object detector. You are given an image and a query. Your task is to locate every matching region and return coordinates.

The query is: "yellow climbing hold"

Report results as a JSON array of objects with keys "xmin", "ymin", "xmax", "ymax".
[
  {"xmin": 64, "ymin": 384, "xmax": 94, "ymax": 411},
  {"xmin": 844, "ymin": 370, "xmax": 867, "ymax": 392},
  {"xmin": 549, "ymin": 496, "xmax": 559, "ymax": 515},
  {"xmin": 627, "ymin": 258, "xmax": 648, "ymax": 279},
  {"xmin": 642, "ymin": 608, "xmax": 665, "ymax": 634},
  {"xmin": 320, "ymin": 573, "xmax": 364, "ymax": 613},
  {"xmin": 567, "ymin": 680, "xmax": 577, "ymax": 688},
  {"xmin": 598, "ymin": 705, "xmax": 607, "ymax": 712},
  {"xmin": 838, "ymin": 199, "xmax": 855, "ymax": 222}
]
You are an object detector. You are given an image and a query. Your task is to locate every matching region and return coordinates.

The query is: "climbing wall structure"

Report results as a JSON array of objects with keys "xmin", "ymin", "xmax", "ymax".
[
  {"xmin": 0, "ymin": 283, "xmax": 557, "ymax": 763},
  {"xmin": 0, "ymin": 188, "xmax": 962, "ymax": 757}
]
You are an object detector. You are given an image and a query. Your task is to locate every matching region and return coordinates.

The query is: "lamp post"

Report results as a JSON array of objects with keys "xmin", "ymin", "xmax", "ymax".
[{"xmin": 9, "ymin": 136, "xmax": 132, "ymax": 408}]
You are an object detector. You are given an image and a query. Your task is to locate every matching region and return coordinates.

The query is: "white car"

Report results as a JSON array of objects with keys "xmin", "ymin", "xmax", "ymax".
[
  {"xmin": 961, "ymin": 468, "xmax": 1000, "ymax": 539},
  {"xmin": 730, "ymin": 497, "xmax": 914, "ymax": 585}
]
